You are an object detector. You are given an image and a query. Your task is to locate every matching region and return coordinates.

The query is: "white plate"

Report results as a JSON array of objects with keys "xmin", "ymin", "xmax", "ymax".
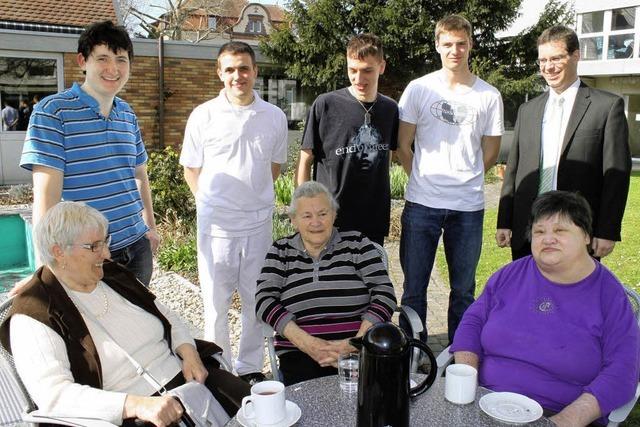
[
  {"xmin": 236, "ymin": 400, "xmax": 301, "ymax": 427},
  {"xmin": 479, "ymin": 392, "xmax": 543, "ymax": 424}
]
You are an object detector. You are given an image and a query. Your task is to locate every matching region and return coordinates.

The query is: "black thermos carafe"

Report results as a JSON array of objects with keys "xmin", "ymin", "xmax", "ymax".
[{"xmin": 350, "ymin": 322, "xmax": 437, "ymax": 427}]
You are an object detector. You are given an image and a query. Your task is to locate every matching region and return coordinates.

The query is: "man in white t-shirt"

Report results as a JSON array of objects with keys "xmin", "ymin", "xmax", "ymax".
[
  {"xmin": 180, "ymin": 42, "xmax": 288, "ymax": 384},
  {"xmin": 396, "ymin": 15, "xmax": 503, "ymax": 344}
]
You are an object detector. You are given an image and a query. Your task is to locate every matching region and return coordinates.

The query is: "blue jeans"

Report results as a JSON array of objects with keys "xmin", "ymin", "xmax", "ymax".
[
  {"xmin": 110, "ymin": 235, "xmax": 153, "ymax": 287},
  {"xmin": 399, "ymin": 201, "xmax": 483, "ymax": 343}
]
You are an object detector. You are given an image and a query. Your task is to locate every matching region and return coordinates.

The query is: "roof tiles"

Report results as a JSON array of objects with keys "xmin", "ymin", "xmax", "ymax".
[{"xmin": 0, "ymin": 0, "xmax": 118, "ymax": 28}]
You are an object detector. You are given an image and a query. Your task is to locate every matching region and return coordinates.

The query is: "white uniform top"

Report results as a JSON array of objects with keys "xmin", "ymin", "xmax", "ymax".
[
  {"xmin": 180, "ymin": 90, "xmax": 288, "ymax": 237},
  {"xmin": 399, "ymin": 70, "xmax": 504, "ymax": 211}
]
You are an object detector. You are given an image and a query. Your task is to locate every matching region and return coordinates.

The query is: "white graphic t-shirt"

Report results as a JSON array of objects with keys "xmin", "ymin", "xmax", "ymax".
[{"xmin": 399, "ymin": 70, "xmax": 504, "ymax": 211}]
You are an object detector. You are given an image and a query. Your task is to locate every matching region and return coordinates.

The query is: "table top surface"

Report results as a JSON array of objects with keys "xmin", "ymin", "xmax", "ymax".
[{"xmin": 225, "ymin": 375, "xmax": 555, "ymax": 427}]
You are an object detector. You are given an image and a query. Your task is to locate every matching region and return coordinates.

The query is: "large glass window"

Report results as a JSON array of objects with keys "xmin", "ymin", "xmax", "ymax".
[
  {"xmin": 612, "ymin": 7, "xmax": 635, "ymax": 31},
  {"xmin": 627, "ymin": 95, "xmax": 640, "ymax": 158},
  {"xmin": 0, "ymin": 56, "xmax": 59, "ymax": 132},
  {"xmin": 581, "ymin": 11, "xmax": 604, "ymax": 33},
  {"xmin": 608, "ymin": 33, "xmax": 635, "ymax": 59},
  {"xmin": 255, "ymin": 74, "xmax": 305, "ymax": 127},
  {"xmin": 581, "ymin": 36, "xmax": 604, "ymax": 60}
]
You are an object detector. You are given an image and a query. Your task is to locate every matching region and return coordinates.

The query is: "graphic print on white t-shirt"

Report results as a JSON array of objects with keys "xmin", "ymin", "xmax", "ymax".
[{"xmin": 430, "ymin": 99, "xmax": 478, "ymax": 126}]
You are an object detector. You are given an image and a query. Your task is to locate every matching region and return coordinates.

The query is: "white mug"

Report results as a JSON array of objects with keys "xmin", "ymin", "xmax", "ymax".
[
  {"xmin": 241, "ymin": 380, "xmax": 286, "ymax": 425},
  {"xmin": 445, "ymin": 364, "xmax": 478, "ymax": 405}
]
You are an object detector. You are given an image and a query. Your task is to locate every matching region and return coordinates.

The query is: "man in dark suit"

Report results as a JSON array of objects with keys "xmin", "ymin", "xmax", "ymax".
[{"xmin": 497, "ymin": 26, "xmax": 631, "ymax": 260}]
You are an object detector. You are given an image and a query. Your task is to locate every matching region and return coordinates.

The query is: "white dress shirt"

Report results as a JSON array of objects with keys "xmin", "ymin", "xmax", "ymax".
[{"xmin": 541, "ymin": 78, "xmax": 581, "ymax": 190}]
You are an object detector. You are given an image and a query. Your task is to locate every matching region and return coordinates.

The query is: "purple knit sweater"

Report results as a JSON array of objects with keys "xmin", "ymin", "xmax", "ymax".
[{"xmin": 451, "ymin": 256, "xmax": 640, "ymax": 419}]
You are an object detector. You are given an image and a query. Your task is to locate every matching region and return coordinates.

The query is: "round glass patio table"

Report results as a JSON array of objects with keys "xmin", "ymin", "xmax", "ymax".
[{"xmin": 225, "ymin": 374, "xmax": 554, "ymax": 426}]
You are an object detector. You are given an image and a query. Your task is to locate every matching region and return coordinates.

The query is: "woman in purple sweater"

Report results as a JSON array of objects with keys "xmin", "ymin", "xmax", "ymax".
[{"xmin": 451, "ymin": 191, "xmax": 639, "ymax": 426}]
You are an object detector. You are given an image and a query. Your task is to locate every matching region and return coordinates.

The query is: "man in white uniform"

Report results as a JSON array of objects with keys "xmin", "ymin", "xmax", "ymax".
[
  {"xmin": 396, "ymin": 15, "xmax": 503, "ymax": 344},
  {"xmin": 180, "ymin": 42, "xmax": 288, "ymax": 384}
]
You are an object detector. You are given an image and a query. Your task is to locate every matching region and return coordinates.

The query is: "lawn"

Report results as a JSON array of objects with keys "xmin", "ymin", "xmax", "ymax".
[{"xmin": 437, "ymin": 171, "xmax": 640, "ymax": 295}]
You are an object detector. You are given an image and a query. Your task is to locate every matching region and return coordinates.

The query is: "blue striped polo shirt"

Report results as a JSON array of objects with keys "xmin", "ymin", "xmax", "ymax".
[{"xmin": 20, "ymin": 82, "xmax": 148, "ymax": 251}]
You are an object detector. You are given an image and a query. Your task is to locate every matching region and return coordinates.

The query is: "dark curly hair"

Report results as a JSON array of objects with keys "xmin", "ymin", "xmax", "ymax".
[{"xmin": 77, "ymin": 20, "xmax": 133, "ymax": 61}]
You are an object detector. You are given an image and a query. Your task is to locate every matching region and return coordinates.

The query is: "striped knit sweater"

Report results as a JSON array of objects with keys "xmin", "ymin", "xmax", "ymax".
[{"xmin": 255, "ymin": 229, "xmax": 397, "ymax": 354}]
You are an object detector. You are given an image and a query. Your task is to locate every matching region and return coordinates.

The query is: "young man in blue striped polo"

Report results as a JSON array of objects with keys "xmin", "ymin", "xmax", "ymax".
[{"xmin": 19, "ymin": 21, "xmax": 159, "ymax": 287}]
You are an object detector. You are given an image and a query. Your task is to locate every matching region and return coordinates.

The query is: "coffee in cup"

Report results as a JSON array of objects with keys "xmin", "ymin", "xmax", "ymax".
[{"xmin": 241, "ymin": 380, "xmax": 286, "ymax": 424}]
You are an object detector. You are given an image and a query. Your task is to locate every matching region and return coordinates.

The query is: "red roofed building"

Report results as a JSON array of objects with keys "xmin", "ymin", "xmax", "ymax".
[
  {"xmin": 155, "ymin": 0, "xmax": 286, "ymax": 45},
  {"xmin": 0, "ymin": 0, "xmax": 120, "ymax": 32},
  {"xmin": 0, "ymin": 0, "xmax": 306, "ymax": 185}
]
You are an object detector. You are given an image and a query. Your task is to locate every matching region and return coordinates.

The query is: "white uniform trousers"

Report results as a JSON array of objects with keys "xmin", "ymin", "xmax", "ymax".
[{"xmin": 196, "ymin": 223, "xmax": 272, "ymax": 375}]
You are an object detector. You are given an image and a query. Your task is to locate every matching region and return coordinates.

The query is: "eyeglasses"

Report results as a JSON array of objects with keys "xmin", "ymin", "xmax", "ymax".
[
  {"xmin": 71, "ymin": 235, "xmax": 111, "ymax": 252},
  {"xmin": 536, "ymin": 54, "xmax": 569, "ymax": 67}
]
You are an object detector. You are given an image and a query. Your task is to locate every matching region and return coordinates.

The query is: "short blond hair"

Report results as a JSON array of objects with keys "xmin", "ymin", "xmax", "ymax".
[{"xmin": 435, "ymin": 14, "xmax": 472, "ymax": 42}]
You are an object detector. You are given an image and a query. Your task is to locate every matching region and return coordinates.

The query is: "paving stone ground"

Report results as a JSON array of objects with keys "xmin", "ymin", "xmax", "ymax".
[
  {"xmin": 385, "ymin": 180, "xmax": 502, "ymax": 357},
  {"xmin": 385, "ymin": 240, "xmax": 450, "ymax": 357}
]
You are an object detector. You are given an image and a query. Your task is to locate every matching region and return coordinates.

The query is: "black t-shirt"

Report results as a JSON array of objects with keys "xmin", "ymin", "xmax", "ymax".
[{"xmin": 301, "ymin": 88, "xmax": 399, "ymax": 238}]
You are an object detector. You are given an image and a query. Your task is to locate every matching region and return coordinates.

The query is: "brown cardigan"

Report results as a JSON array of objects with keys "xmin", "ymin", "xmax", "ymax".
[{"xmin": 0, "ymin": 261, "xmax": 173, "ymax": 389}]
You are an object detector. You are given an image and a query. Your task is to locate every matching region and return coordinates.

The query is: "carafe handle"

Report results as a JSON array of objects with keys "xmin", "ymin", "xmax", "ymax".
[{"xmin": 408, "ymin": 339, "xmax": 437, "ymax": 398}]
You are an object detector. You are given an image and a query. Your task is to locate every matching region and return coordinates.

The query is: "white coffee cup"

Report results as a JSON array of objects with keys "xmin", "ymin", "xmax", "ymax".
[
  {"xmin": 445, "ymin": 364, "xmax": 478, "ymax": 405},
  {"xmin": 241, "ymin": 380, "xmax": 286, "ymax": 425}
]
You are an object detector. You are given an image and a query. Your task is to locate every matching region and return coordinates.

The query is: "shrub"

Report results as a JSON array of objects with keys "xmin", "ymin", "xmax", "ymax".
[
  {"xmin": 156, "ymin": 220, "xmax": 198, "ymax": 274},
  {"xmin": 147, "ymin": 146, "xmax": 196, "ymax": 225},
  {"xmin": 390, "ymin": 165, "xmax": 408, "ymax": 199},
  {"xmin": 274, "ymin": 172, "xmax": 295, "ymax": 208},
  {"xmin": 273, "ymin": 212, "xmax": 295, "ymax": 241}
]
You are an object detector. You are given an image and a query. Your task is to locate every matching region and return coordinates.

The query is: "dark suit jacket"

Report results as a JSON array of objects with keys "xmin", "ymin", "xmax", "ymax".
[{"xmin": 497, "ymin": 82, "xmax": 631, "ymax": 251}]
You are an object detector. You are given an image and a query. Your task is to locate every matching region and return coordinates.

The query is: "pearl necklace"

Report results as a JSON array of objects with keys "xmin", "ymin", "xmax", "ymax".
[{"xmin": 93, "ymin": 282, "xmax": 110, "ymax": 319}]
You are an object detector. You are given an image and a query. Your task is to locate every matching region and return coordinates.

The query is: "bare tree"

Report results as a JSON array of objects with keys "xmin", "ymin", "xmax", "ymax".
[
  {"xmin": 121, "ymin": 0, "xmax": 232, "ymax": 42},
  {"xmin": 117, "ymin": 0, "xmax": 150, "ymax": 36}
]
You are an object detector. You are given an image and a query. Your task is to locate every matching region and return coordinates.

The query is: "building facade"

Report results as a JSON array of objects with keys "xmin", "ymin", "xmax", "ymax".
[
  {"xmin": 575, "ymin": 0, "xmax": 640, "ymax": 158},
  {"xmin": 156, "ymin": 0, "xmax": 306, "ymax": 129},
  {"xmin": 0, "ymin": 0, "xmax": 305, "ymax": 185}
]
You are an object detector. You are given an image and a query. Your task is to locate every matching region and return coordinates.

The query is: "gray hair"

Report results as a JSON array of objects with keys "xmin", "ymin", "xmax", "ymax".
[
  {"xmin": 288, "ymin": 181, "xmax": 339, "ymax": 217},
  {"xmin": 35, "ymin": 201, "xmax": 108, "ymax": 267}
]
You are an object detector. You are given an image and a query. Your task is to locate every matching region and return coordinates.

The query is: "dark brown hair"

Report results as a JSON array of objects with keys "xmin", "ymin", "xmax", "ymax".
[
  {"xmin": 347, "ymin": 33, "xmax": 384, "ymax": 61},
  {"xmin": 537, "ymin": 26, "xmax": 579, "ymax": 54},
  {"xmin": 217, "ymin": 41, "xmax": 256, "ymax": 67}
]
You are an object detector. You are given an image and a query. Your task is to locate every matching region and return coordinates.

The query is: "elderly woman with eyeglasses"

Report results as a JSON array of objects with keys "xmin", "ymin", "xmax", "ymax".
[
  {"xmin": 451, "ymin": 191, "xmax": 640, "ymax": 426},
  {"xmin": 255, "ymin": 181, "xmax": 397, "ymax": 385},
  {"xmin": 0, "ymin": 202, "xmax": 249, "ymax": 427}
]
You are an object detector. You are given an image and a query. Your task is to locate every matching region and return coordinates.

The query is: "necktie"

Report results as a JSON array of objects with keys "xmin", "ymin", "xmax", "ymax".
[{"xmin": 539, "ymin": 97, "xmax": 565, "ymax": 194}]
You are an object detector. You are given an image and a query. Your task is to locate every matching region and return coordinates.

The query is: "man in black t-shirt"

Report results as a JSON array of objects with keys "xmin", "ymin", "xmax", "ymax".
[{"xmin": 297, "ymin": 33, "xmax": 399, "ymax": 245}]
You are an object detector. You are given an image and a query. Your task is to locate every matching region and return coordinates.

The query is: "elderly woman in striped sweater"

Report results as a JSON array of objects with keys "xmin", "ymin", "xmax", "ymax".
[{"xmin": 255, "ymin": 181, "xmax": 397, "ymax": 385}]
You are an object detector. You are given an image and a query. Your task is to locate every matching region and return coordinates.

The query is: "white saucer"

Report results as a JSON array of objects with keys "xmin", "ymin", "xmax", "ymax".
[
  {"xmin": 479, "ymin": 392, "xmax": 543, "ymax": 424},
  {"xmin": 236, "ymin": 400, "xmax": 301, "ymax": 427}
]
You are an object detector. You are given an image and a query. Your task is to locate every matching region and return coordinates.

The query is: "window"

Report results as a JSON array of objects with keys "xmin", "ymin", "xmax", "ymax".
[
  {"xmin": 581, "ymin": 36, "xmax": 604, "ymax": 60},
  {"xmin": 249, "ymin": 19, "xmax": 262, "ymax": 33},
  {"xmin": 208, "ymin": 17, "xmax": 217, "ymax": 30},
  {"xmin": 256, "ymin": 75, "xmax": 304, "ymax": 125},
  {"xmin": 582, "ymin": 10, "xmax": 604, "ymax": 33},
  {"xmin": 608, "ymin": 7, "xmax": 636, "ymax": 59},
  {"xmin": 578, "ymin": 6, "xmax": 638, "ymax": 61},
  {"xmin": 608, "ymin": 34, "xmax": 634, "ymax": 59},
  {"xmin": 612, "ymin": 7, "xmax": 635, "ymax": 31},
  {"xmin": 0, "ymin": 54, "xmax": 61, "ymax": 132}
]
